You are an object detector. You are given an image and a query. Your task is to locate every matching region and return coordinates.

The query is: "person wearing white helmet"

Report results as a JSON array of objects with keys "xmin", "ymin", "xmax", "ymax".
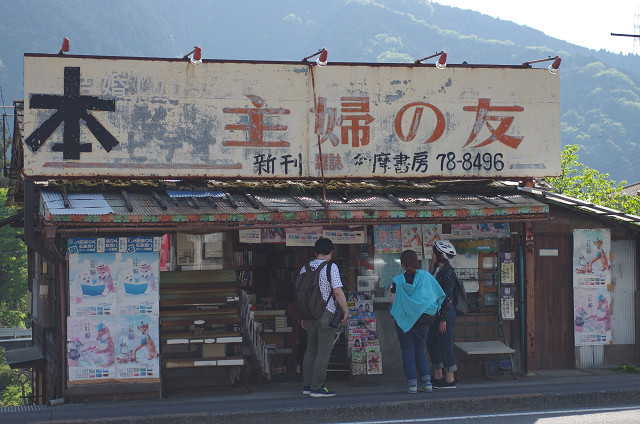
[{"xmin": 427, "ymin": 240, "xmax": 459, "ymax": 389}]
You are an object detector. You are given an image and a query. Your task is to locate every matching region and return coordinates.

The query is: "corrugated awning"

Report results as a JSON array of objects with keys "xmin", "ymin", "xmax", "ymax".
[{"xmin": 40, "ymin": 188, "xmax": 549, "ymax": 226}]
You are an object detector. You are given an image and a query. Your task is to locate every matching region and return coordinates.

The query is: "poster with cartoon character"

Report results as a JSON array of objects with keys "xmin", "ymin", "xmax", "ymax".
[
  {"xmin": 114, "ymin": 315, "xmax": 160, "ymax": 379},
  {"xmin": 67, "ymin": 237, "xmax": 160, "ymax": 382},
  {"xmin": 67, "ymin": 316, "xmax": 117, "ymax": 381},
  {"xmin": 573, "ymin": 229, "xmax": 611, "ymax": 287},
  {"xmin": 401, "ymin": 224, "xmax": 423, "ymax": 259},
  {"xmin": 574, "ymin": 287, "xmax": 612, "ymax": 346},
  {"xmin": 116, "ymin": 252, "xmax": 159, "ymax": 316},
  {"xmin": 68, "ymin": 254, "xmax": 118, "ymax": 317},
  {"xmin": 421, "ymin": 224, "xmax": 442, "ymax": 249}
]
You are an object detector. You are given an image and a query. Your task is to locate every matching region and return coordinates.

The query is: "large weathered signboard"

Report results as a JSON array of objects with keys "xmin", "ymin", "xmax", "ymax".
[{"xmin": 23, "ymin": 54, "xmax": 560, "ymax": 179}]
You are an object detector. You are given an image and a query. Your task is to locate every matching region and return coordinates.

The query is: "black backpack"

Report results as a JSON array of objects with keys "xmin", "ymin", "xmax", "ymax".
[
  {"xmin": 294, "ymin": 261, "xmax": 333, "ymax": 320},
  {"xmin": 454, "ymin": 276, "xmax": 468, "ymax": 316}
]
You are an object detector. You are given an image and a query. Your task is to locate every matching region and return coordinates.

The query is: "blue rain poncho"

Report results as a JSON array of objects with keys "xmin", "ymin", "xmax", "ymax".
[{"xmin": 390, "ymin": 269, "xmax": 445, "ymax": 333}]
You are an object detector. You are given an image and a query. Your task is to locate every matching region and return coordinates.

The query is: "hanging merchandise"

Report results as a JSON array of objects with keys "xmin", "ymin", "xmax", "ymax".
[{"xmin": 346, "ymin": 292, "xmax": 382, "ymax": 375}]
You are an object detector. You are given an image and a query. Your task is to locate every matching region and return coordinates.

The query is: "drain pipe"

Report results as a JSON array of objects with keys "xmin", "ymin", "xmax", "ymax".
[{"xmin": 519, "ymin": 243, "xmax": 525, "ymax": 370}]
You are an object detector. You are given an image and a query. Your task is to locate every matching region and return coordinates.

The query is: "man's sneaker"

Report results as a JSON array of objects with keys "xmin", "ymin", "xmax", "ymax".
[
  {"xmin": 419, "ymin": 381, "xmax": 433, "ymax": 392},
  {"xmin": 433, "ymin": 378, "xmax": 456, "ymax": 389},
  {"xmin": 310, "ymin": 385, "xmax": 335, "ymax": 397},
  {"xmin": 302, "ymin": 386, "xmax": 311, "ymax": 395},
  {"xmin": 408, "ymin": 384, "xmax": 418, "ymax": 394}
]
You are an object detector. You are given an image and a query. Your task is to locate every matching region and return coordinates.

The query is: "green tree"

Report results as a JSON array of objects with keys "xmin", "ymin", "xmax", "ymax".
[
  {"xmin": 547, "ymin": 144, "xmax": 640, "ymax": 216},
  {"xmin": 0, "ymin": 188, "xmax": 28, "ymax": 328},
  {"xmin": 0, "ymin": 347, "xmax": 31, "ymax": 406}
]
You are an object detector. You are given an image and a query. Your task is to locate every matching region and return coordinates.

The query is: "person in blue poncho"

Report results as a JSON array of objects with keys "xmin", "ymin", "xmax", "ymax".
[{"xmin": 389, "ymin": 249, "xmax": 445, "ymax": 394}]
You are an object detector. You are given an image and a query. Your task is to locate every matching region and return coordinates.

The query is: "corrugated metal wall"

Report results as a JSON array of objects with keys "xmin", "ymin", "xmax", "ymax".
[
  {"xmin": 576, "ymin": 239, "xmax": 636, "ymax": 368},
  {"xmin": 611, "ymin": 239, "xmax": 636, "ymax": 344}
]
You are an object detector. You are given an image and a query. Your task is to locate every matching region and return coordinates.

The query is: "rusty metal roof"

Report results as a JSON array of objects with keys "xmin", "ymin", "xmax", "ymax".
[{"xmin": 39, "ymin": 185, "xmax": 549, "ymax": 228}]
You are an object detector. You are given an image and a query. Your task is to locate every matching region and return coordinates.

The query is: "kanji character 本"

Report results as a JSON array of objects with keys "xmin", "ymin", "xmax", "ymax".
[
  {"xmin": 253, "ymin": 153, "xmax": 277, "ymax": 175},
  {"xmin": 224, "ymin": 95, "xmax": 290, "ymax": 147},
  {"xmin": 25, "ymin": 67, "xmax": 119, "ymax": 160},
  {"xmin": 310, "ymin": 97, "xmax": 339, "ymax": 146},
  {"xmin": 340, "ymin": 97, "xmax": 375, "ymax": 147},
  {"xmin": 462, "ymin": 98, "xmax": 524, "ymax": 149},
  {"xmin": 394, "ymin": 102, "xmax": 445, "ymax": 143}
]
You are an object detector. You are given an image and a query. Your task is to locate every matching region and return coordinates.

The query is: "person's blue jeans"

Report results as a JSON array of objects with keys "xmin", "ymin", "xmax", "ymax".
[
  {"xmin": 394, "ymin": 320, "xmax": 431, "ymax": 386},
  {"xmin": 426, "ymin": 305, "xmax": 458, "ymax": 373}
]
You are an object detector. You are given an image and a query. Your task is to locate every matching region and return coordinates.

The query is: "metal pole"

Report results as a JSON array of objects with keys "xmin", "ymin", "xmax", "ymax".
[{"xmin": 2, "ymin": 113, "xmax": 5, "ymax": 177}]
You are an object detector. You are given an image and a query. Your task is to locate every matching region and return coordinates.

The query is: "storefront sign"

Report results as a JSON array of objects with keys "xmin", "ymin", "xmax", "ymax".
[{"xmin": 24, "ymin": 55, "xmax": 560, "ymax": 179}]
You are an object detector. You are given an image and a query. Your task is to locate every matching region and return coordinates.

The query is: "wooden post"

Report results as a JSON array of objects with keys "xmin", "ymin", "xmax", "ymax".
[{"xmin": 524, "ymin": 220, "xmax": 536, "ymax": 375}]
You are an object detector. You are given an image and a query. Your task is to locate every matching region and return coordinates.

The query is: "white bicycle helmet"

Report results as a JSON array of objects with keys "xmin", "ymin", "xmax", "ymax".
[{"xmin": 433, "ymin": 240, "xmax": 457, "ymax": 260}]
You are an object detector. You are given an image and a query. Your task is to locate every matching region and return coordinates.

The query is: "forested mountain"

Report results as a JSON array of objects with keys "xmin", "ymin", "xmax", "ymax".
[{"xmin": 1, "ymin": 0, "xmax": 639, "ymax": 182}]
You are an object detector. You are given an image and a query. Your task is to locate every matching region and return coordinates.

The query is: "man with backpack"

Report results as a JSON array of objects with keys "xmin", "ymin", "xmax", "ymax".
[{"xmin": 298, "ymin": 238, "xmax": 349, "ymax": 397}]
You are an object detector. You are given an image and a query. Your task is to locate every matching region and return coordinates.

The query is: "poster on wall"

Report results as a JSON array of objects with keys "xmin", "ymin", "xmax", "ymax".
[
  {"xmin": 500, "ymin": 252, "xmax": 516, "ymax": 285},
  {"xmin": 114, "ymin": 315, "xmax": 160, "ymax": 379},
  {"xmin": 286, "ymin": 226, "xmax": 322, "ymax": 246},
  {"xmin": 68, "ymin": 253, "xmax": 118, "ymax": 317},
  {"xmin": 476, "ymin": 223, "xmax": 511, "ymax": 238},
  {"xmin": 323, "ymin": 225, "xmax": 366, "ymax": 244},
  {"xmin": 449, "ymin": 224, "xmax": 474, "ymax": 239},
  {"xmin": 67, "ymin": 316, "xmax": 117, "ymax": 381},
  {"xmin": 574, "ymin": 287, "xmax": 612, "ymax": 345},
  {"xmin": 67, "ymin": 237, "xmax": 160, "ymax": 382},
  {"xmin": 401, "ymin": 224, "xmax": 423, "ymax": 259},
  {"xmin": 67, "ymin": 315, "xmax": 160, "ymax": 381},
  {"xmin": 573, "ymin": 229, "xmax": 611, "ymax": 287},
  {"xmin": 261, "ymin": 228, "xmax": 285, "ymax": 244},
  {"xmin": 116, "ymin": 253, "xmax": 160, "ymax": 316},
  {"xmin": 239, "ymin": 229, "xmax": 261, "ymax": 244},
  {"xmin": 421, "ymin": 224, "xmax": 442, "ymax": 250},
  {"xmin": 373, "ymin": 225, "xmax": 402, "ymax": 253},
  {"xmin": 500, "ymin": 286, "xmax": 515, "ymax": 321}
]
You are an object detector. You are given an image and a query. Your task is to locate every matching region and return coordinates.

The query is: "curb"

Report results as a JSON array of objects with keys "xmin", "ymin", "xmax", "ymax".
[{"xmin": 37, "ymin": 388, "xmax": 640, "ymax": 424}]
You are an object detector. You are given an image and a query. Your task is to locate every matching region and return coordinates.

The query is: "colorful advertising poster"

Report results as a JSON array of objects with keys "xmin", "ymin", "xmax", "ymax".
[
  {"xmin": 573, "ymin": 229, "xmax": 611, "ymax": 287},
  {"xmin": 450, "ymin": 223, "xmax": 474, "ymax": 239},
  {"xmin": 421, "ymin": 224, "xmax": 442, "ymax": 249},
  {"xmin": 114, "ymin": 315, "xmax": 160, "ymax": 379},
  {"xmin": 261, "ymin": 228, "xmax": 285, "ymax": 244},
  {"xmin": 323, "ymin": 225, "xmax": 366, "ymax": 244},
  {"xmin": 67, "ymin": 316, "xmax": 117, "ymax": 381},
  {"xmin": 239, "ymin": 229, "xmax": 261, "ymax": 244},
  {"xmin": 401, "ymin": 224, "xmax": 423, "ymax": 259},
  {"xmin": 286, "ymin": 226, "xmax": 322, "ymax": 246},
  {"xmin": 574, "ymin": 287, "xmax": 612, "ymax": 346},
  {"xmin": 476, "ymin": 223, "xmax": 511, "ymax": 238},
  {"xmin": 115, "ymin": 252, "xmax": 160, "ymax": 316},
  {"xmin": 67, "ymin": 316, "xmax": 160, "ymax": 381},
  {"xmin": 500, "ymin": 252, "xmax": 516, "ymax": 285},
  {"xmin": 68, "ymin": 253, "xmax": 118, "ymax": 317},
  {"xmin": 373, "ymin": 224, "xmax": 402, "ymax": 253}
]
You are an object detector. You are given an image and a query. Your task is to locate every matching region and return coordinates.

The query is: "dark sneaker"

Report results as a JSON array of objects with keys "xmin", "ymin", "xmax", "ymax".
[
  {"xmin": 310, "ymin": 385, "xmax": 335, "ymax": 397},
  {"xmin": 302, "ymin": 386, "xmax": 311, "ymax": 395},
  {"xmin": 433, "ymin": 379, "xmax": 456, "ymax": 389}
]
